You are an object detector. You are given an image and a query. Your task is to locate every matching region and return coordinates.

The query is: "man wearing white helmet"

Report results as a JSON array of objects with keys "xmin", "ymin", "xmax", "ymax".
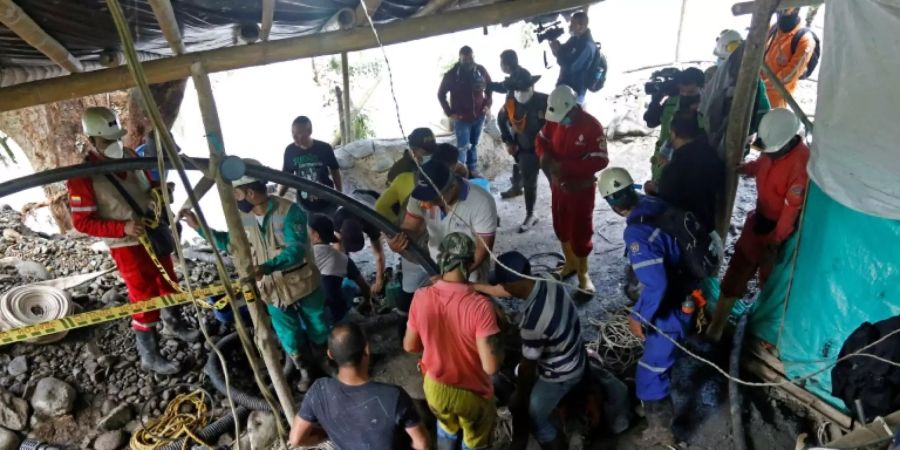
[
  {"xmin": 706, "ymin": 108, "xmax": 810, "ymax": 341},
  {"xmin": 68, "ymin": 106, "xmax": 197, "ymax": 376},
  {"xmin": 598, "ymin": 166, "xmax": 696, "ymax": 447},
  {"xmin": 181, "ymin": 160, "xmax": 329, "ymax": 391},
  {"xmin": 536, "ymin": 85, "xmax": 608, "ymax": 299}
]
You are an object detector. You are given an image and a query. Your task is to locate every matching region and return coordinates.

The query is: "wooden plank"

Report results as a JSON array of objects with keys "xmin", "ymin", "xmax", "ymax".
[
  {"xmin": 260, "ymin": 0, "xmax": 275, "ymax": 41},
  {"xmin": 0, "ymin": 0, "xmax": 83, "ymax": 72},
  {"xmin": 147, "ymin": 0, "xmax": 186, "ymax": 55},
  {"xmin": 761, "ymin": 62, "xmax": 814, "ymax": 133},
  {"xmin": 0, "ymin": 0, "xmax": 598, "ymax": 111},
  {"xmin": 732, "ymin": 0, "xmax": 824, "ymax": 16},
  {"xmin": 355, "ymin": 0, "xmax": 384, "ymax": 26}
]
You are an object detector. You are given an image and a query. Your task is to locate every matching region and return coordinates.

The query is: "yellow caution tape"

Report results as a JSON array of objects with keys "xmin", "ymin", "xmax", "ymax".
[{"xmin": 0, "ymin": 283, "xmax": 253, "ymax": 346}]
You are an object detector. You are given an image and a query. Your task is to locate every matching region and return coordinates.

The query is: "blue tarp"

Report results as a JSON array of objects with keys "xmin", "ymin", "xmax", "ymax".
[{"xmin": 748, "ymin": 182, "xmax": 900, "ymax": 409}]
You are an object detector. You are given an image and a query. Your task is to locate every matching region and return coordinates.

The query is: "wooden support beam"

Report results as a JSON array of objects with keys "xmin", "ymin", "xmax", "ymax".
[
  {"xmin": 260, "ymin": 0, "xmax": 275, "ymax": 41},
  {"xmin": 147, "ymin": 0, "xmax": 186, "ymax": 55},
  {"xmin": 717, "ymin": 0, "xmax": 780, "ymax": 238},
  {"xmin": 341, "ymin": 52, "xmax": 352, "ymax": 143},
  {"xmin": 732, "ymin": 0, "xmax": 824, "ymax": 16},
  {"xmin": 355, "ymin": 0, "xmax": 384, "ymax": 26},
  {"xmin": 0, "ymin": 0, "xmax": 83, "ymax": 73},
  {"xmin": 761, "ymin": 62, "xmax": 814, "ymax": 133},
  {"xmin": 675, "ymin": 0, "xmax": 688, "ymax": 63},
  {"xmin": 413, "ymin": 0, "xmax": 457, "ymax": 18},
  {"xmin": 0, "ymin": 0, "xmax": 595, "ymax": 111}
]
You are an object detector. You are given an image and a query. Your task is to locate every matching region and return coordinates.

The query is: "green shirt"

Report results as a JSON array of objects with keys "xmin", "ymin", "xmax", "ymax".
[{"xmin": 202, "ymin": 198, "xmax": 309, "ymax": 274}]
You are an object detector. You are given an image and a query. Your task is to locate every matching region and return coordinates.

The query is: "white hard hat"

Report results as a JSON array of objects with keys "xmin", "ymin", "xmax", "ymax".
[
  {"xmin": 233, "ymin": 158, "xmax": 262, "ymax": 187},
  {"xmin": 714, "ymin": 29, "xmax": 744, "ymax": 59},
  {"xmin": 545, "ymin": 85, "xmax": 578, "ymax": 123},
  {"xmin": 82, "ymin": 107, "xmax": 126, "ymax": 139},
  {"xmin": 758, "ymin": 108, "xmax": 803, "ymax": 153},
  {"xmin": 598, "ymin": 167, "xmax": 635, "ymax": 198}
]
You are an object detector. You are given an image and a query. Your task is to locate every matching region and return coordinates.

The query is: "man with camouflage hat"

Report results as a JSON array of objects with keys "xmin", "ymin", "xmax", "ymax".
[{"xmin": 404, "ymin": 232, "xmax": 502, "ymax": 450}]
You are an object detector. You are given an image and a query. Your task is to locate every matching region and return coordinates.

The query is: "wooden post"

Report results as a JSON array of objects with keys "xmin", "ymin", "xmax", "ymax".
[
  {"xmin": 335, "ymin": 86, "xmax": 347, "ymax": 146},
  {"xmin": 189, "ymin": 62, "xmax": 297, "ymax": 424},
  {"xmin": 675, "ymin": 0, "xmax": 688, "ymax": 63},
  {"xmin": 761, "ymin": 62, "xmax": 814, "ymax": 133},
  {"xmin": 341, "ymin": 52, "xmax": 352, "ymax": 143},
  {"xmin": 147, "ymin": 0, "xmax": 186, "ymax": 54},
  {"xmin": 260, "ymin": 0, "xmax": 276, "ymax": 41},
  {"xmin": 716, "ymin": 0, "xmax": 781, "ymax": 238},
  {"xmin": 413, "ymin": 0, "xmax": 456, "ymax": 18},
  {"xmin": 0, "ymin": 0, "xmax": 83, "ymax": 72}
]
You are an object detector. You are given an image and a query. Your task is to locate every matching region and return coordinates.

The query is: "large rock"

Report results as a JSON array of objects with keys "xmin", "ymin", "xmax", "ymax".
[
  {"xmin": 93, "ymin": 430, "xmax": 125, "ymax": 450},
  {"xmin": 30, "ymin": 377, "xmax": 75, "ymax": 417},
  {"xmin": 0, "ymin": 390, "xmax": 28, "ymax": 431},
  {"xmin": 0, "ymin": 427, "xmax": 20, "ymax": 450},
  {"xmin": 5, "ymin": 357, "xmax": 26, "ymax": 378}
]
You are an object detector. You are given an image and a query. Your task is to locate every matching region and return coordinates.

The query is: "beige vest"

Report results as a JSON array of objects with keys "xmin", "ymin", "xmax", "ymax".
[
  {"xmin": 91, "ymin": 170, "xmax": 152, "ymax": 249},
  {"xmin": 244, "ymin": 196, "xmax": 320, "ymax": 307}
]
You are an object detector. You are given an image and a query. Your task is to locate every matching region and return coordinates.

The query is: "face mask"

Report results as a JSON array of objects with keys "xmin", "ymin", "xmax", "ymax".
[
  {"xmin": 680, "ymin": 95, "xmax": 701, "ymax": 110},
  {"xmin": 103, "ymin": 141, "xmax": 124, "ymax": 159},
  {"xmin": 777, "ymin": 13, "xmax": 801, "ymax": 32},
  {"xmin": 237, "ymin": 199, "xmax": 255, "ymax": 214},
  {"xmin": 514, "ymin": 89, "xmax": 534, "ymax": 104},
  {"xmin": 559, "ymin": 116, "xmax": 573, "ymax": 126}
]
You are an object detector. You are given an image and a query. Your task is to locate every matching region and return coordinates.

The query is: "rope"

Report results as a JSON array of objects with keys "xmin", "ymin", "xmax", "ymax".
[
  {"xmin": 0, "ymin": 285, "xmax": 73, "ymax": 344},
  {"xmin": 355, "ymin": 0, "xmax": 900, "ymax": 391},
  {"xmin": 587, "ymin": 311, "xmax": 644, "ymax": 374},
  {"xmin": 129, "ymin": 390, "xmax": 212, "ymax": 450}
]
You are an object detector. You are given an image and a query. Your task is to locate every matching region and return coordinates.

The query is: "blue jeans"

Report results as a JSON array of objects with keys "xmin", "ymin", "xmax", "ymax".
[
  {"xmin": 529, "ymin": 375, "xmax": 582, "ymax": 443},
  {"xmin": 455, "ymin": 115, "xmax": 486, "ymax": 173}
]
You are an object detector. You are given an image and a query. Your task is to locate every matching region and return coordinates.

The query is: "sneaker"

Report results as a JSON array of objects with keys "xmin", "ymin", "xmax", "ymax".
[{"xmin": 518, "ymin": 215, "xmax": 539, "ymax": 233}]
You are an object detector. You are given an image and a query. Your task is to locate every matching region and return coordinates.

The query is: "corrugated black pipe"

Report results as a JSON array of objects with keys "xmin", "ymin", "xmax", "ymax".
[
  {"xmin": 730, "ymin": 314, "xmax": 750, "ymax": 450},
  {"xmin": 0, "ymin": 156, "xmax": 437, "ymax": 273},
  {"xmin": 204, "ymin": 332, "xmax": 294, "ymax": 412},
  {"xmin": 156, "ymin": 406, "xmax": 250, "ymax": 450}
]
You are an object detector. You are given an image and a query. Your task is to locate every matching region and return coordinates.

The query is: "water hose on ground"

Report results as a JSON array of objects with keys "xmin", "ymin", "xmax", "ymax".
[
  {"xmin": 204, "ymin": 332, "xmax": 295, "ymax": 412},
  {"xmin": 730, "ymin": 314, "xmax": 750, "ymax": 450},
  {"xmin": 0, "ymin": 285, "xmax": 73, "ymax": 343}
]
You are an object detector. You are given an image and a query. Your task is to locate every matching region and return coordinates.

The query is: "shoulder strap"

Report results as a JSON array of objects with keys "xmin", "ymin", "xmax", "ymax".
[
  {"xmin": 791, "ymin": 28, "xmax": 810, "ymax": 53},
  {"xmin": 103, "ymin": 173, "xmax": 146, "ymax": 218}
]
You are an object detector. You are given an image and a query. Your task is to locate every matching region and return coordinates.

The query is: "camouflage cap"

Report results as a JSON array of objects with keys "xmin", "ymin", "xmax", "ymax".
[{"xmin": 437, "ymin": 232, "xmax": 475, "ymax": 276}]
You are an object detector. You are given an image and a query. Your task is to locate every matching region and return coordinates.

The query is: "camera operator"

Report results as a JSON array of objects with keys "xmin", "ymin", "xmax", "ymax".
[
  {"xmin": 643, "ymin": 67, "xmax": 705, "ymax": 183},
  {"xmin": 549, "ymin": 12, "xmax": 595, "ymax": 104}
]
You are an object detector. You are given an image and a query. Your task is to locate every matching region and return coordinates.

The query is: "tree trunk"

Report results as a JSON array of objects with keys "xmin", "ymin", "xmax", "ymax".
[{"xmin": 0, "ymin": 80, "xmax": 186, "ymax": 233}]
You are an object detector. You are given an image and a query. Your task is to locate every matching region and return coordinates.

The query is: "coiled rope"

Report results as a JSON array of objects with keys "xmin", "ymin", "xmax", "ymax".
[
  {"xmin": 0, "ymin": 285, "xmax": 73, "ymax": 344},
  {"xmin": 129, "ymin": 390, "xmax": 212, "ymax": 450}
]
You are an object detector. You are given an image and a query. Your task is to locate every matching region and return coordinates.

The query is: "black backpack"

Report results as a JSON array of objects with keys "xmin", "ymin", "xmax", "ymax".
[
  {"xmin": 585, "ymin": 42, "xmax": 608, "ymax": 92},
  {"xmin": 767, "ymin": 27, "xmax": 821, "ymax": 80},
  {"xmin": 628, "ymin": 207, "xmax": 722, "ymax": 279}
]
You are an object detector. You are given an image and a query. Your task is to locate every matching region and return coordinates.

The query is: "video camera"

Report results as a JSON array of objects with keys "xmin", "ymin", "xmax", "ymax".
[
  {"xmin": 536, "ymin": 21, "xmax": 565, "ymax": 43},
  {"xmin": 644, "ymin": 68, "xmax": 681, "ymax": 97}
]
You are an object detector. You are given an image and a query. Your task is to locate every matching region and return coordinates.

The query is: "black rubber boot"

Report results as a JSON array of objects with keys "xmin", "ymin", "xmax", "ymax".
[
  {"xmin": 290, "ymin": 356, "xmax": 314, "ymax": 392},
  {"xmin": 639, "ymin": 398, "xmax": 676, "ymax": 448},
  {"xmin": 134, "ymin": 329, "xmax": 180, "ymax": 375},
  {"xmin": 502, "ymin": 164, "xmax": 524, "ymax": 198},
  {"xmin": 160, "ymin": 308, "xmax": 201, "ymax": 342}
]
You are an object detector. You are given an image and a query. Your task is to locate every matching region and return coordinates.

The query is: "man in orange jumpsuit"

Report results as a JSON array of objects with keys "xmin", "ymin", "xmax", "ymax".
[
  {"xmin": 536, "ymin": 85, "xmax": 609, "ymax": 298},
  {"xmin": 68, "ymin": 107, "xmax": 197, "ymax": 374},
  {"xmin": 706, "ymin": 108, "xmax": 810, "ymax": 341},
  {"xmin": 763, "ymin": 7, "xmax": 816, "ymax": 108}
]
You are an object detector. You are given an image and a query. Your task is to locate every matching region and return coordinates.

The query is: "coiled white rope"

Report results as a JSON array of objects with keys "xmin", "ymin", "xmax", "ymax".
[{"xmin": 0, "ymin": 285, "xmax": 73, "ymax": 344}]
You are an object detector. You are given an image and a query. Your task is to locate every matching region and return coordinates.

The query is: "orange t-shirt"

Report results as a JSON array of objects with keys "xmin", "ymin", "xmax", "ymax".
[{"xmin": 407, "ymin": 281, "xmax": 500, "ymax": 399}]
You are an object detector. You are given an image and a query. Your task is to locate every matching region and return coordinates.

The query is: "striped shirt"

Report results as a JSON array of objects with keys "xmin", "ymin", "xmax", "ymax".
[{"xmin": 519, "ymin": 279, "xmax": 586, "ymax": 382}]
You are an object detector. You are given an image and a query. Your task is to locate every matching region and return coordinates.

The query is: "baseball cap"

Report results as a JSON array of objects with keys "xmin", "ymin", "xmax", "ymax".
[
  {"xmin": 411, "ymin": 159, "xmax": 454, "ymax": 202},
  {"xmin": 437, "ymin": 232, "xmax": 475, "ymax": 276},
  {"xmin": 309, "ymin": 214, "xmax": 337, "ymax": 244},
  {"xmin": 489, "ymin": 251, "xmax": 532, "ymax": 285},
  {"xmin": 408, "ymin": 128, "xmax": 437, "ymax": 154},
  {"xmin": 333, "ymin": 211, "xmax": 365, "ymax": 253}
]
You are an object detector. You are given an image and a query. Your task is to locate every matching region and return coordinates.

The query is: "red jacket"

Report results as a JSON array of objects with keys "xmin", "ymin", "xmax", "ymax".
[
  {"xmin": 67, "ymin": 152, "xmax": 155, "ymax": 241},
  {"xmin": 535, "ymin": 108, "xmax": 609, "ymax": 184},
  {"xmin": 741, "ymin": 141, "xmax": 810, "ymax": 244},
  {"xmin": 438, "ymin": 63, "xmax": 492, "ymax": 122}
]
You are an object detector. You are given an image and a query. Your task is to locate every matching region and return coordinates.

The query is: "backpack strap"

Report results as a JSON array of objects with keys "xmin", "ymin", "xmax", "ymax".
[
  {"xmin": 791, "ymin": 28, "xmax": 810, "ymax": 54},
  {"xmin": 103, "ymin": 173, "xmax": 148, "ymax": 220}
]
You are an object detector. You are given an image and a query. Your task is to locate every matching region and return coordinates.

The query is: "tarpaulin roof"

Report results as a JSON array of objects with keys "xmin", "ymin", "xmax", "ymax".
[{"xmin": 0, "ymin": 0, "xmax": 430, "ymax": 68}]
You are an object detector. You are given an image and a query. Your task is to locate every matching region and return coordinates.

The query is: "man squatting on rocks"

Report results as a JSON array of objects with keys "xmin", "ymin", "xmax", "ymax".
[
  {"xmin": 181, "ymin": 160, "xmax": 330, "ymax": 392},
  {"xmin": 68, "ymin": 107, "xmax": 199, "ymax": 376}
]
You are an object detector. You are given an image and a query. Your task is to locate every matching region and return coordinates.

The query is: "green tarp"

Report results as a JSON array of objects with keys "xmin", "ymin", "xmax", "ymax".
[{"xmin": 748, "ymin": 182, "xmax": 900, "ymax": 410}]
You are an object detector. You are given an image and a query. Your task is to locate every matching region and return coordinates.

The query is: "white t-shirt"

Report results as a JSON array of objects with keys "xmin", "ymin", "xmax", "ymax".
[{"xmin": 406, "ymin": 179, "xmax": 498, "ymax": 260}]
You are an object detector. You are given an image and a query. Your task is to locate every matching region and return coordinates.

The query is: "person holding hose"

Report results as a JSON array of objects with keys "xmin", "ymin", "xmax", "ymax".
[
  {"xmin": 536, "ymin": 85, "xmax": 609, "ymax": 299},
  {"xmin": 68, "ymin": 107, "xmax": 197, "ymax": 376},
  {"xmin": 180, "ymin": 160, "xmax": 329, "ymax": 391}
]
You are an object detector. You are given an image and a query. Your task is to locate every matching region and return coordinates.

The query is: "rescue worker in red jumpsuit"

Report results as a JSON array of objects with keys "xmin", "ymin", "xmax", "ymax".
[
  {"xmin": 706, "ymin": 108, "xmax": 810, "ymax": 341},
  {"xmin": 536, "ymin": 85, "xmax": 609, "ymax": 298},
  {"xmin": 67, "ymin": 107, "xmax": 198, "ymax": 374}
]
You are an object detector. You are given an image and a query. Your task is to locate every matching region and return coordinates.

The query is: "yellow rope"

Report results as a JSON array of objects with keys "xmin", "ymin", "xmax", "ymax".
[{"xmin": 129, "ymin": 390, "xmax": 212, "ymax": 450}]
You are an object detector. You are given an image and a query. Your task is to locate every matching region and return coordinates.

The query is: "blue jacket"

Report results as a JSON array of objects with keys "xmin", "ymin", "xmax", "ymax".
[
  {"xmin": 624, "ymin": 196, "xmax": 684, "ymax": 323},
  {"xmin": 556, "ymin": 30, "xmax": 596, "ymax": 95}
]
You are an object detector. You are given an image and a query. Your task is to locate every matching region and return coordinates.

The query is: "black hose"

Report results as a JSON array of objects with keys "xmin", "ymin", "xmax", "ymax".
[
  {"xmin": 0, "ymin": 156, "xmax": 437, "ymax": 274},
  {"xmin": 730, "ymin": 314, "xmax": 749, "ymax": 450},
  {"xmin": 204, "ymin": 332, "xmax": 294, "ymax": 412},
  {"xmin": 156, "ymin": 406, "xmax": 250, "ymax": 450}
]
